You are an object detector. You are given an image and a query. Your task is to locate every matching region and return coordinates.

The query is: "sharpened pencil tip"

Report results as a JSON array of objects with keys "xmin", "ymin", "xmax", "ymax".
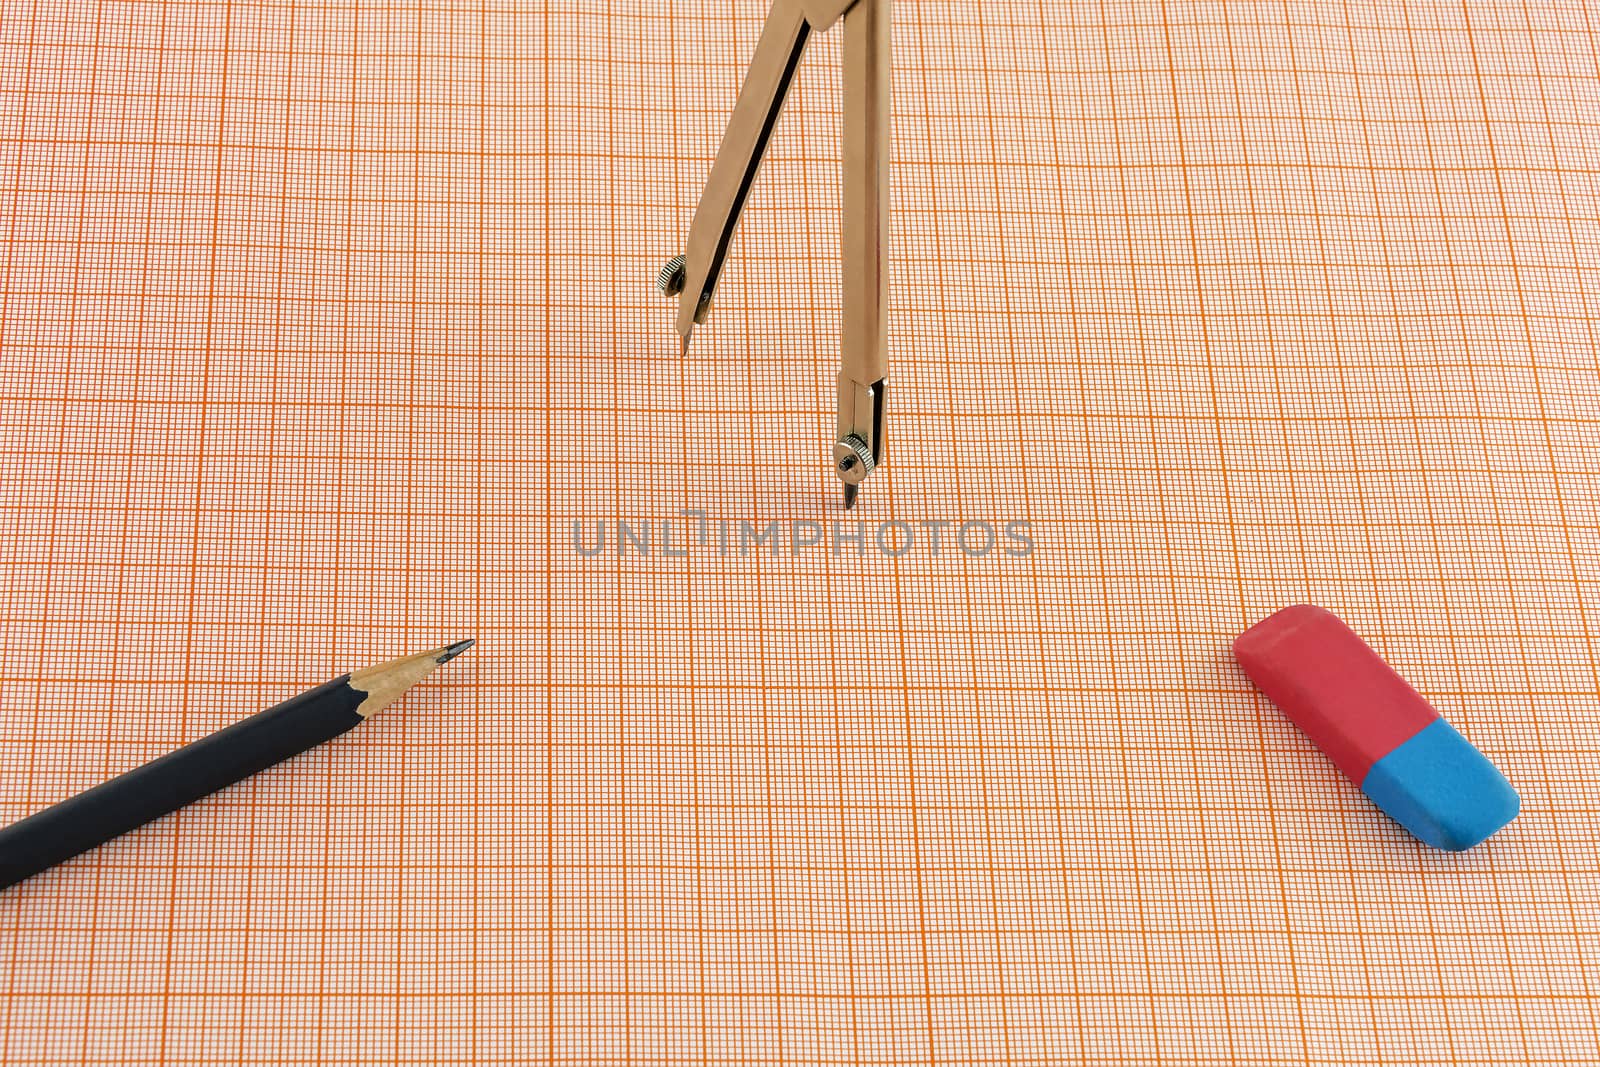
[
  {"xmin": 437, "ymin": 638, "xmax": 475, "ymax": 664},
  {"xmin": 843, "ymin": 484, "xmax": 859, "ymax": 510}
]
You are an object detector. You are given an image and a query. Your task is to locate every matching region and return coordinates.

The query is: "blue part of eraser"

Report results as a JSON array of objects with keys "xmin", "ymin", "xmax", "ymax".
[{"xmin": 1360, "ymin": 718, "xmax": 1520, "ymax": 851}]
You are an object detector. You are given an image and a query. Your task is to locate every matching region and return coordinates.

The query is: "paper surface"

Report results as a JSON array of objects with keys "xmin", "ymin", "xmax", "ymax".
[{"xmin": 1, "ymin": 0, "xmax": 1597, "ymax": 1062}]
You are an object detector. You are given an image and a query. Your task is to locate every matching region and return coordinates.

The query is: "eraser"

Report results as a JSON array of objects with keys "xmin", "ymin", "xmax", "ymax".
[{"xmin": 1233, "ymin": 604, "xmax": 1519, "ymax": 851}]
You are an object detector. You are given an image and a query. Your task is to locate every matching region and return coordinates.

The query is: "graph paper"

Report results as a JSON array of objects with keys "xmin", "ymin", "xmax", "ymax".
[{"xmin": 1, "ymin": 0, "xmax": 1598, "ymax": 1061}]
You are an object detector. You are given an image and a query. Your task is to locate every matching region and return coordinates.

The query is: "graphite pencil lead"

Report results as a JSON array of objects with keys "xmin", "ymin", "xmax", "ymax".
[
  {"xmin": 437, "ymin": 638, "xmax": 475, "ymax": 664},
  {"xmin": 843, "ymin": 484, "xmax": 859, "ymax": 510}
]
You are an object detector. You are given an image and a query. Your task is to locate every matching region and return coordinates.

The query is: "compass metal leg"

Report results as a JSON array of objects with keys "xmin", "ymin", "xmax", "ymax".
[
  {"xmin": 667, "ymin": 0, "xmax": 811, "ymax": 342},
  {"xmin": 833, "ymin": 0, "xmax": 889, "ymax": 507}
]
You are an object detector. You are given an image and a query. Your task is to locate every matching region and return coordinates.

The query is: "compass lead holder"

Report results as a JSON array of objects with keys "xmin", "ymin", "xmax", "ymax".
[{"xmin": 657, "ymin": 0, "xmax": 891, "ymax": 509}]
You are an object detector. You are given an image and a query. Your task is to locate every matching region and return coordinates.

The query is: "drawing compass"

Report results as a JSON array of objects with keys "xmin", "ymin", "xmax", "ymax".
[{"xmin": 658, "ymin": 0, "xmax": 891, "ymax": 509}]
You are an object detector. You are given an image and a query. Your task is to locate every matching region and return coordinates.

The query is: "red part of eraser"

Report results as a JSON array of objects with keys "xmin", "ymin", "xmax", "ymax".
[{"xmin": 1232, "ymin": 605, "xmax": 1438, "ymax": 784}]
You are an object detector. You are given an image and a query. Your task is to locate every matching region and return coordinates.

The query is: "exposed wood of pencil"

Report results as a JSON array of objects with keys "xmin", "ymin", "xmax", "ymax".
[{"xmin": 351, "ymin": 638, "xmax": 474, "ymax": 719}]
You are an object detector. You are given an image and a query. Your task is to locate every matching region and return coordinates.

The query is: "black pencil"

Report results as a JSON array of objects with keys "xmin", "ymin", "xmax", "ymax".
[{"xmin": 0, "ymin": 640, "xmax": 474, "ymax": 891}]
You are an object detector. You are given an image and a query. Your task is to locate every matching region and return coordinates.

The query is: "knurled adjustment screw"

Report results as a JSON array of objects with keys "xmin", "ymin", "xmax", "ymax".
[
  {"xmin": 834, "ymin": 434, "xmax": 875, "ymax": 485},
  {"xmin": 656, "ymin": 254, "xmax": 687, "ymax": 297}
]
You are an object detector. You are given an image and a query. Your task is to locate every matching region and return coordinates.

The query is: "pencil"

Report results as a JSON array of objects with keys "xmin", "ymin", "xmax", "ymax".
[{"xmin": 0, "ymin": 640, "xmax": 474, "ymax": 891}]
